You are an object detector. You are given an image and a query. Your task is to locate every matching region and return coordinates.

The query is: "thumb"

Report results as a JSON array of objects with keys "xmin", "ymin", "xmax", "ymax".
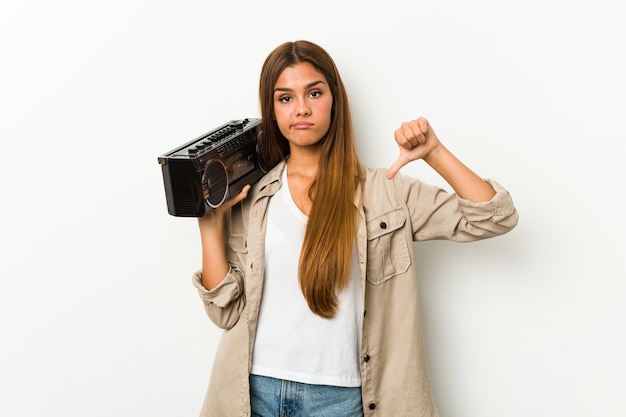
[{"xmin": 386, "ymin": 156, "xmax": 407, "ymax": 180}]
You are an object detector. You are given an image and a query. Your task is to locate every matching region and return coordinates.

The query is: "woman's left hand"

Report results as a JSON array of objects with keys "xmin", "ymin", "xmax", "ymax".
[{"xmin": 386, "ymin": 117, "xmax": 441, "ymax": 179}]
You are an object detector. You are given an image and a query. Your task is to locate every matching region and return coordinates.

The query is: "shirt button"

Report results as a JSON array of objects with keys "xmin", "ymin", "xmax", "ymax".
[
  {"xmin": 380, "ymin": 221, "xmax": 387, "ymax": 229},
  {"xmin": 364, "ymin": 354, "xmax": 370, "ymax": 362},
  {"xmin": 369, "ymin": 403, "xmax": 376, "ymax": 410}
]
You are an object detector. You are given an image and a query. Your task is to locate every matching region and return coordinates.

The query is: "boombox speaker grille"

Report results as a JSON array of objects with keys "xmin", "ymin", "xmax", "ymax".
[{"xmin": 202, "ymin": 159, "xmax": 228, "ymax": 208}]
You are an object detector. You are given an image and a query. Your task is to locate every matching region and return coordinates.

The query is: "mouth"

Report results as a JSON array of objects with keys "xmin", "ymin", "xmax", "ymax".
[{"xmin": 292, "ymin": 121, "xmax": 314, "ymax": 129}]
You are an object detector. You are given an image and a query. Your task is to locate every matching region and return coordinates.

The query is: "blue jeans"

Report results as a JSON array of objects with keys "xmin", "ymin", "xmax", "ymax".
[{"xmin": 249, "ymin": 374, "xmax": 364, "ymax": 417}]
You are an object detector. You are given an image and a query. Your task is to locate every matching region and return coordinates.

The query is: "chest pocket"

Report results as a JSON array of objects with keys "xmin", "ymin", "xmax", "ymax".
[
  {"xmin": 366, "ymin": 207, "xmax": 411, "ymax": 285},
  {"xmin": 228, "ymin": 234, "xmax": 248, "ymax": 254},
  {"xmin": 227, "ymin": 234, "xmax": 249, "ymax": 274}
]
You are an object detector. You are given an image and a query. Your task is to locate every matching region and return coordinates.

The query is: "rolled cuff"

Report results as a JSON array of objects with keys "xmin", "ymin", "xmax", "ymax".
[
  {"xmin": 192, "ymin": 268, "xmax": 243, "ymax": 308},
  {"xmin": 457, "ymin": 179, "xmax": 519, "ymax": 226}
]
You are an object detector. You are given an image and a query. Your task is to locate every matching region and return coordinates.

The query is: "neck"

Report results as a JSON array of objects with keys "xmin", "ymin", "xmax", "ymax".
[{"xmin": 286, "ymin": 146, "xmax": 320, "ymax": 180}]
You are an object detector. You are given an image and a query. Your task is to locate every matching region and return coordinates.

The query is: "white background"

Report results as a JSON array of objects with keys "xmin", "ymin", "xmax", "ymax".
[{"xmin": 1, "ymin": 1, "xmax": 624, "ymax": 416}]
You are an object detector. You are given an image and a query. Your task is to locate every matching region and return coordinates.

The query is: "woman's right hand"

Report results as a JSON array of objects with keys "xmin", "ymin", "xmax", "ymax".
[{"xmin": 198, "ymin": 184, "xmax": 251, "ymax": 229}]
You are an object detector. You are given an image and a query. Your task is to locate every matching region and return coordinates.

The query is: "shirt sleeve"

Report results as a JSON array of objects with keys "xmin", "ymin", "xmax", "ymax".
[
  {"xmin": 191, "ymin": 205, "xmax": 248, "ymax": 330},
  {"xmin": 192, "ymin": 268, "xmax": 246, "ymax": 329},
  {"xmin": 397, "ymin": 175, "xmax": 519, "ymax": 242}
]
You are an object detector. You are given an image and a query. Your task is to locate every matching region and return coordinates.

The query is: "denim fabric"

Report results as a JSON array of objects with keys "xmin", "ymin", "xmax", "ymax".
[{"xmin": 250, "ymin": 374, "xmax": 364, "ymax": 417}]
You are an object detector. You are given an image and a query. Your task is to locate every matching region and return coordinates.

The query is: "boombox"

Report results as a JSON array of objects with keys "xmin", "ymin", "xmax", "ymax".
[{"xmin": 157, "ymin": 118, "xmax": 269, "ymax": 217}]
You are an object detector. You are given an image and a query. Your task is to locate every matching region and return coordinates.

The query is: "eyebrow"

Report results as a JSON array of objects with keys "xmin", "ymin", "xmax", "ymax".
[{"xmin": 274, "ymin": 80, "xmax": 325, "ymax": 93}]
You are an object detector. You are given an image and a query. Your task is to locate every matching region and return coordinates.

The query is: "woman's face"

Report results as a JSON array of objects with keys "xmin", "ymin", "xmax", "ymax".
[{"xmin": 273, "ymin": 62, "xmax": 333, "ymax": 153}]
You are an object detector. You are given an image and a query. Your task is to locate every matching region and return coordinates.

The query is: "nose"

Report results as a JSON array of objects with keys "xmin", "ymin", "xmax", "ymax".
[{"xmin": 296, "ymin": 99, "xmax": 311, "ymax": 117}]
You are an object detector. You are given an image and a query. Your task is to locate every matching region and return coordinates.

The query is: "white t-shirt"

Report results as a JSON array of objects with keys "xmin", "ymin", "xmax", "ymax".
[{"xmin": 250, "ymin": 167, "xmax": 363, "ymax": 387}]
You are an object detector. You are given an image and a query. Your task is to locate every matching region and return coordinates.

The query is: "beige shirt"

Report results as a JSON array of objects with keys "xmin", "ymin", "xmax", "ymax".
[{"xmin": 193, "ymin": 160, "xmax": 519, "ymax": 417}]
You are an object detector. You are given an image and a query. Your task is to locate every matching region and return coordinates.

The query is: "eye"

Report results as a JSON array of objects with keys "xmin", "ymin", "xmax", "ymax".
[
  {"xmin": 309, "ymin": 90, "xmax": 322, "ymax": 98},
  {"xmin": 277, "ymin": 95, "xmax": 292, "ymax": 103}
]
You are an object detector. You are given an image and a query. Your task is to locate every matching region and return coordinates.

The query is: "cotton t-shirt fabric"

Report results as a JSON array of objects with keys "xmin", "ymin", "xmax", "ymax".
[{"xmin": 251, "ymin": 167, "xmax": 363, "ymax": 387}]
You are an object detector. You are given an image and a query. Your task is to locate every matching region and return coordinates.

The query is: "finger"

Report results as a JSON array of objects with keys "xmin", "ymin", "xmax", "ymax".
[
  {"xmin": 230, "ymin": 184, "xmax": 251, "ymax": 205},
  {"xmin": 396, "ymin": 122, "xmax": 420, "ymax": 149},
  {"xmin": 412, "ymin": 118, "xmax": 431, "ymax": 145},
  {"xmin": 406, "ymin": 120, "xmax": 428, "ymax": 147},
  {"xmin": 386, "ymin": 156, "xmax": 408, "ymax": 180},
  {"xmin": 395, "ymin": 126, "xmax": 414, "ymax": 150},
  {"xmin": 217, "ymin": 184, "xmax": 251, "ymax": 213},
  {"xmin": 416, "ymin": 117, "xmax": 430, "ymax": 140},
  {"xmin": 418, "ymin": 116, "xmax": 428, "ymax": 130}
]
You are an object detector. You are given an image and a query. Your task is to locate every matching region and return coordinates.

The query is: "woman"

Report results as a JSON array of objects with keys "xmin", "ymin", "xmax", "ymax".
[{"xmin": 193, "ymin": 40, "xmax": 518, "ymax": 417}]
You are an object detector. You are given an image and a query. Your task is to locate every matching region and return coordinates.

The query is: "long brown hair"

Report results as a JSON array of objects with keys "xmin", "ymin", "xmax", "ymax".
[{"xmin": 258, "ymin": 40, "xmax": 363, "ymax": 318}]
